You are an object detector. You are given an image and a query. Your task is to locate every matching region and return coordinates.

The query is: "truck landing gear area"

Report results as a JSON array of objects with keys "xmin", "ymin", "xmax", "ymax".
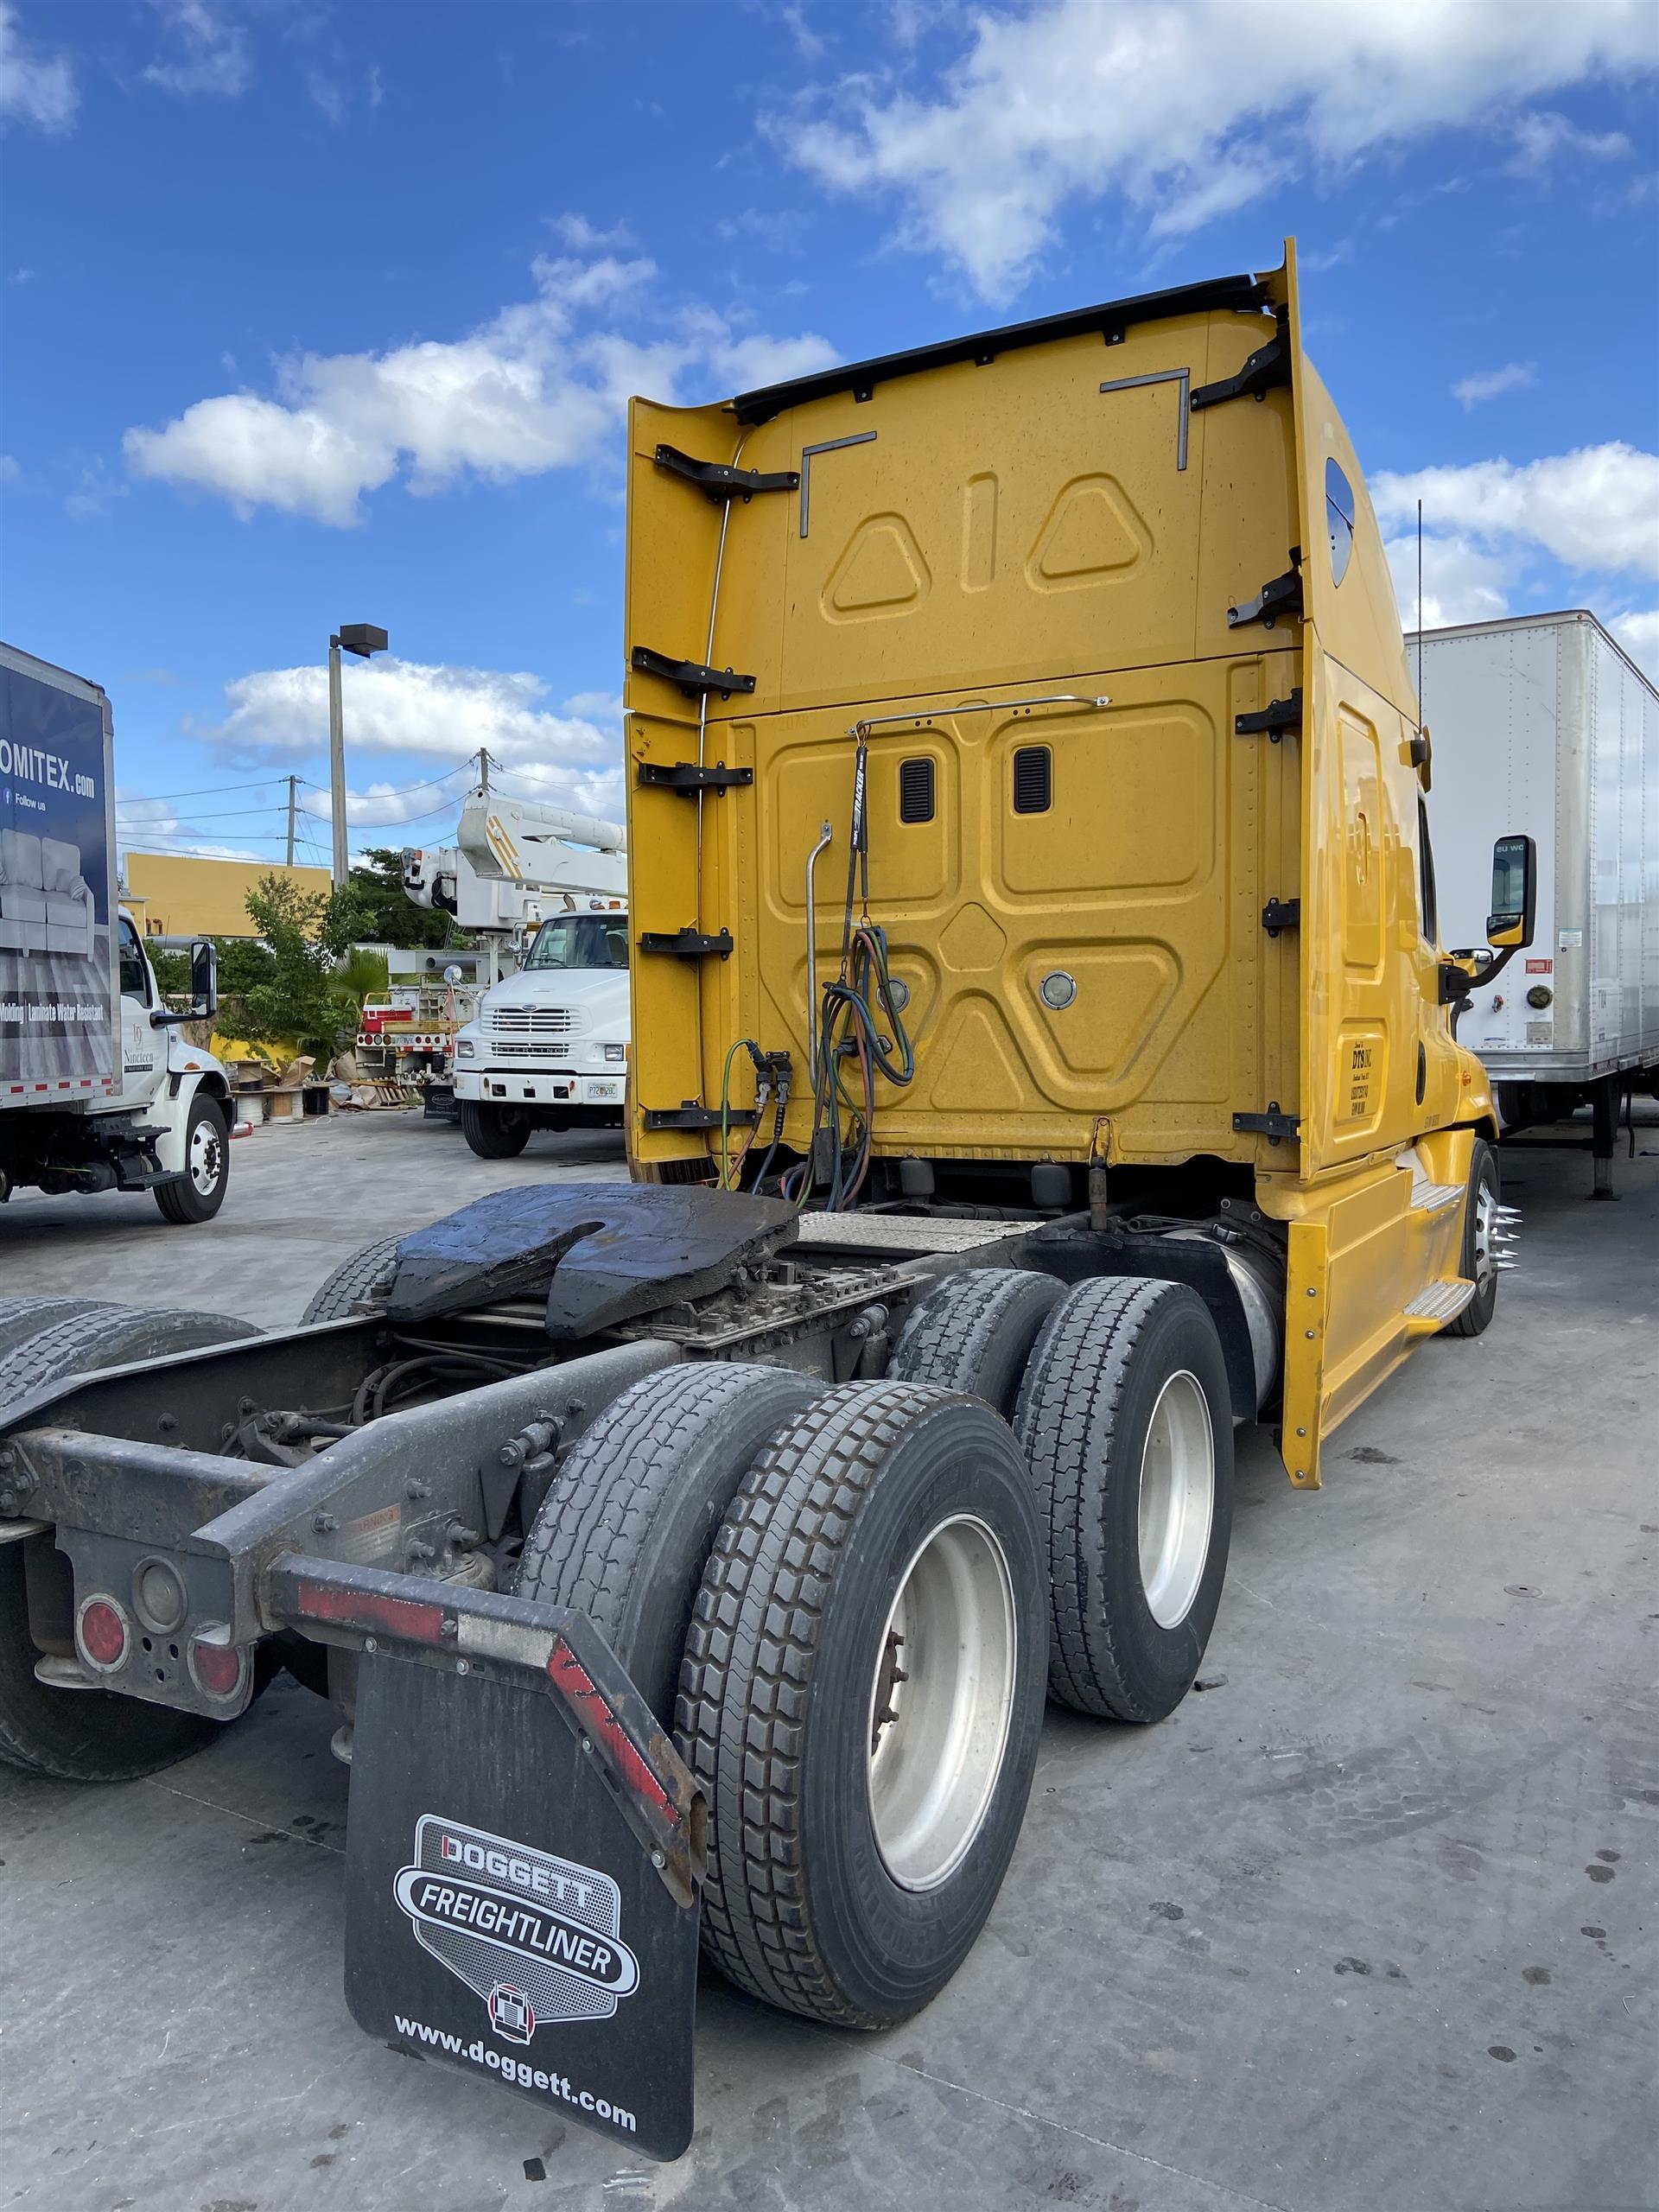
[{"xmin": 0, "ymin": 1104, "xmax": 1652, "ymax": 2209}]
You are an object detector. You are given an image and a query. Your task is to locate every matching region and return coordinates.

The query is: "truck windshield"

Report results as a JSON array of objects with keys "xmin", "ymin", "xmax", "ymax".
[{"xmin": 523, "ymin": 915, "xmax": 629, "ymax": 971}]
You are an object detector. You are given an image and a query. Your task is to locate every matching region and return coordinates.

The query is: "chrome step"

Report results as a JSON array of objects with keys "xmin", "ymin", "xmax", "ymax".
[
  {"xmin": 1404, "ymin": 1278, "xmax": 1476, "ymax": 1327},
  {"xmin": 1409, "ymin": 1179, "xmax": 1463, "ymax": 1213}
]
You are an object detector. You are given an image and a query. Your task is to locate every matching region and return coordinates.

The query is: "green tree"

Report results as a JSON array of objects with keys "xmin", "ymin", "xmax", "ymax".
[
  {"xmin": 341, "ymin": 847, "xmax": 460, "ymax": 950},
  {"xmin": 239, "ymin": 874, "xmax": 365, "ymax": 1055}
]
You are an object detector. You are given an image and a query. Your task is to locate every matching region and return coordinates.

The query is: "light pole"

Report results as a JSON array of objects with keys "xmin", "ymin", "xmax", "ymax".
[{"xmin": 327, "ymin": 623, "xmax": 388, "ymax": 888}]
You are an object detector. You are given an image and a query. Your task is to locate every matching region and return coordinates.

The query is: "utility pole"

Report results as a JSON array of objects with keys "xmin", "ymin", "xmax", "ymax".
[
  {"xmin": 284, "ymin": 774, "xmax": 298, "ymax": 868},
  {"xmin": 478, "ymin": 746, "xmax": 490, "ymax": 792},
  {"xmin": 327, "ymin": 624, "xmax": 389, "ymax": 890}
]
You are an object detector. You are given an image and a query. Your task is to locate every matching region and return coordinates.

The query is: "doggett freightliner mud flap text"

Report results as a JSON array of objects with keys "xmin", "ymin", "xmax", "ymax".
[{"xmin": 327, "ymin": 1567, "xmax": 702, "ymax": 2161}]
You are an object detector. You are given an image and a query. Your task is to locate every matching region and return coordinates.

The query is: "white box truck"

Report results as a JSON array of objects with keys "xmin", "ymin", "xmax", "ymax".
[
  {"xmin": 1413, "ymin": 609, "xmax": 1659, "ymax": 1193},
  {"xmin": 1, "ymin": 642, "xmax": 236, "ymax": 1222}
]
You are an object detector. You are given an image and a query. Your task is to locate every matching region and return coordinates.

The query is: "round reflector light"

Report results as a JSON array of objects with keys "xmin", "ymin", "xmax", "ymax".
[
  {"xmin": 78, "ymin": 1597, "xmax": 129, "ymax": 1671},
  {"xmin": 189, "ymin": 1636, "xmax": 243, "ymax": 1700},
  {"xmin": 134, "ymin": 1558, "xmax": 187, "ymax": 1633}
]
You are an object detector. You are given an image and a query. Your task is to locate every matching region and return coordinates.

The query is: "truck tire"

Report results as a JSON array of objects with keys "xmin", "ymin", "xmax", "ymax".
[
  {"xmin": 0, "ymin": 1298, "xmax": 116, "ymax": 1361},
  {"xmin": 679, "ymin": 1381, "xmax": 1047, "ymax": 2028},
  {"xmin": 154, "ymin": 1091, "xmax": 229, "ymax": 1224},
  {"xmin": 0, "ymin": 1540, "xmax": 218, "ymax": 1780},
  {"xmin": 1445, "ymin": 1137, "xmax": 1500, "ymax": 1338},
  {"xmin": 1014, "ymin": 1276, "xmax": 1233, "ymax": 1725},
  {"xmin": 0, "ymin": 1303, "xmax": 259, "ymax": 1414},
  {"xmin": 302, "ymin": 1235, "xmax": 404, "ymax": 1324},
  {"xmin": 459, "ymin": 1101, "xmax": 530, "ymax": 1159},
  {"xmin": 887, "ymin": 1268, "xmax": 1065, "ymax": 1415},
  {"xmin": 513, "ymin": 1363, "xmax": 820, "ymax": 1726}
]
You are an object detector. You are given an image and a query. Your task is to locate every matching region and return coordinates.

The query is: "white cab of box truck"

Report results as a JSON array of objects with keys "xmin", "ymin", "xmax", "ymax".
[
  {"xmin": 1, "ymin": 643, "xmax": 234, "ymax": 1222},
  {"xmin": 1413, "ymin": 608, "xmax": 1659, "ymax": 1193},
  {"xmin": 449, "ymin": 901, "xmax": 631, "ymax": 1157}
]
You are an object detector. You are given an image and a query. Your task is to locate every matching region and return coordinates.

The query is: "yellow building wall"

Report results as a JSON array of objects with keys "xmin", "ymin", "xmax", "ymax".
[{"xmin": 122, "ymin": 852, "xmax": 332, "ymax": 938}]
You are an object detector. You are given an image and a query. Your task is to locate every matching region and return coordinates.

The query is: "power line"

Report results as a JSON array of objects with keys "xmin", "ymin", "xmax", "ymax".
[
  {"xmin": 113, "ymin": 775, "xmax": 298, "ymax": 803},
  {"xmin": 116, "ymin": 804, "xmax": 296, "ymax": 824}
]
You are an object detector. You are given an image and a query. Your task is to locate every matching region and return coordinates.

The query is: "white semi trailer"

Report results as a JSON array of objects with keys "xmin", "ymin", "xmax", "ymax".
[
  {"xmin": 1414, "ymin": 610, "xmax": 1659, "ymax": 1194},
  {"xmin": 1, "ymin": 643, "xmax": 235, "ymax": 1224}
]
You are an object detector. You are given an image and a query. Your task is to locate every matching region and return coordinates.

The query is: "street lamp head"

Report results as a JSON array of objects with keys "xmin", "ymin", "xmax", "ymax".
[{"xmin": 335, "ymin": 623, "xmax": 389, "ymax": 658}]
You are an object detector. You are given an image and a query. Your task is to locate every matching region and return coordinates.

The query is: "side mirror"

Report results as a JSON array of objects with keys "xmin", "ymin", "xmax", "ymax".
[
  {"xmin": 1487, "ymin": 834, "xmax": 1536, "ymax": 950},
  {"xmin": 190, "ymin": 938, "xmax": 219, "ymax": 1018}
]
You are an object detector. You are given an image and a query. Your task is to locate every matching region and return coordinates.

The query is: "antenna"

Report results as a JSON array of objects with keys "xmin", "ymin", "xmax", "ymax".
[{"xmin": 1416, "ymin": 497, "xmax": 1425, "ymax": 734}]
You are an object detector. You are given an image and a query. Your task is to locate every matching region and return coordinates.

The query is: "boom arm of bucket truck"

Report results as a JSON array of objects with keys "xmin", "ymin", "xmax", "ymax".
[{"xmin": 402, "ymin": 790, "xmax": 628, "ymax": 942}]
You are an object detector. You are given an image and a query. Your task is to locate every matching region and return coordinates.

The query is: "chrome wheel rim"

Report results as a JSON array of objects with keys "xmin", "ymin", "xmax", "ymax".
[
  {"xmin": 868, "ymin": 1514, "xmax": 1017, "ymax": 1893},
  {"xmin": 1471, "ymin": 1179, "xmax": 1497, "ymax": 1293},
  {"xmin": 188, "ymin": 1114, "xmax": 223, "ymax": 1195},
  {"xmin": 1137, "ymin": 1371, "xmax": 1215, "ymax": 1630}
]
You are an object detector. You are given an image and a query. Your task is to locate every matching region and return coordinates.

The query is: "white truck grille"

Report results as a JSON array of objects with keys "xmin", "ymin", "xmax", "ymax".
[{"xmin": 486, "ymin": 1003, "xmax": 586, "ymax": 1046}]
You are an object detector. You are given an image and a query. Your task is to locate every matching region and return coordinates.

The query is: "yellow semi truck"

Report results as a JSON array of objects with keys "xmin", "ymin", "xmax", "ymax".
[
  {"xmin": 0, "ymin": 244, "xmax": 1535, "ymax": 2160},
  {"xmin": 625, "ymin": 238, "xmax": 1532, "ymax": 1486}
]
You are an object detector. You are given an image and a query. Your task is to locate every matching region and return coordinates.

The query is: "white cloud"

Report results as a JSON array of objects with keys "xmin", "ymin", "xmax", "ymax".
[
  {"xmin": 1452, "ymin": 362, "xmax": 1536, "ymax": 409},
  {"xmin": 1504, "ymin": 110, "xmax": 1631, "ymax": 177},
  {"xmin": 142, "ymin": 0, "xmax": 251, "ymax": 100},
  {"xmin": 1384, "ymin": 532, "xmax": 1512, "ymax": 631},
  {"xmin": 1373, "ymin": 445, "xmax": 1659, "ymax": 581},
  {"xmin": 124, "ymin": 251, "xmax": 837, "ymax": 524},
  {"xmin": 0, "ymin": 453, "xmax": 19, "ymax": 482},
  {"xmin": 1610, "ymin": 610, "xmax": 1659, "ymax": 682},
  {"xmin": 0, "ymin": 1, "xmax": 76, "ymax": 131},
  {"xmin": 548, "ymin": 213, "xmax": 638, "ymax": 251},
  {"xmin": 114, "ymin": 785, "xmax": 272, "ymax": 862},
  {"xmin": 197, "ymin": 659, "xmax": 625, "ymax": 826},
  {"xmin": 779, "ymin": 0, "xmax": 1659, "ymax": 299}
]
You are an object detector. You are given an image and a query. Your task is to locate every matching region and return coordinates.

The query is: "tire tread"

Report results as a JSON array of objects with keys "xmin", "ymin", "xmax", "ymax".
[{"xmin": 677, "ymin": 1379, "xmax": 957, "ymax": 2026}]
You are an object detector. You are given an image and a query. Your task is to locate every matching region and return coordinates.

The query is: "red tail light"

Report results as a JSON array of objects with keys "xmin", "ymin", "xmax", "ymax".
[
  {"xmin": 78, "ymin": 1597, "xmax": 130, "ymax": 1671},
  {"xmin": 188, "ymin": 1633, "xmax": 245, "ymax": 1700}
]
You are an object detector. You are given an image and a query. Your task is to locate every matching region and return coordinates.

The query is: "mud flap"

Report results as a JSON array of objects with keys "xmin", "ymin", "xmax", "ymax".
[{"xmin": 344, "ymin": 1647, "xmax": 699, "ymax": 2160}]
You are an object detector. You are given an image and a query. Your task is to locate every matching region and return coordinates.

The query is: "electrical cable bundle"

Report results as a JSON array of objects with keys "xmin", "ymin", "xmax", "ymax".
[{"xmin": 781, "ymin": 921, "xmax": 914, "ymax": 1210}]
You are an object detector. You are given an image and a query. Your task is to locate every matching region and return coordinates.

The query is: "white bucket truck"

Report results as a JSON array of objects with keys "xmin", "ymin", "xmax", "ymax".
[{"xmin": 404, "ymin": 789, "xmax": 630, "ymax": 1158}]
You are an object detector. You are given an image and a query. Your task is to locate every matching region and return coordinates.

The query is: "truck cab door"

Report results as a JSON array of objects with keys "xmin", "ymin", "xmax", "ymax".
[
  {"xmin": 114, "ymin": 917, "xmax": 159, "ymax": 1106},
  {"xmin": 1410, "ymin": 797, "xmax": 1459, "ymax": 1127}
]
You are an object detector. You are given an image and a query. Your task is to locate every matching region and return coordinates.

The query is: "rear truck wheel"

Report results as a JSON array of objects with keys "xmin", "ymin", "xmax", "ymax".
[
  {"xmin": 154, "ymin": 1092, "xmax": 229, "ymax": 1224},
  {"xmin": 0, "ymin": 1299, "xmax": 118, "ymax": 1360},
  {"xmin": 887, "ymin": 1268, "xmax": 1065, "ymax": 1416},
  {"xmin": 512, "ymin": 1363, "xmax": 820, "ymax": 1726},
  {"xmin": 302, "ymin": 1234, "xmax": 404, "ymax": 1323},
  {"xmin": 678, "ymin": 1381, "xmax": 1047, "ymax": 2027},
  {"xmin": 0, "ymin": 1539, "xmax": 218, "ymax": 1779},
  {"xmin": 459, "ymin": 1100, "xmax": 531, "ymax": 1160},
  {"xmin": 0, "ymin": 1302, "xmax": 259, "ymax": 1413},
  {"xmin": 1445, "ymin": 1137, "xmax": 1501, "ymax": 1338},
  {"xmin": 1014, "ymin": 1277, "xmax": 1233, "ymax": 1725}
]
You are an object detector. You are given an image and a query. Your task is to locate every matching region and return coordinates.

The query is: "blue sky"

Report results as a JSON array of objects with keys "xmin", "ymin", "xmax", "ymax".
[{"xmin": 3, "ymin": 0, "xmax": 1656, "ymax": 871}]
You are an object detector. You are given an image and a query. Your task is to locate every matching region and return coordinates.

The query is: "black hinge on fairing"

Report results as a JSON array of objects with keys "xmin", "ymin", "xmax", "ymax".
[
  {"xmin": 1190, "ymin": 311, "xmax": 1292, "ymax": 411},
  {"xmin": 641, "ymin": 1104, "xmax": 757, "ymax": 1132},
  {"xmin": 653, "ymin": 444, "xmax": 800, "ymax": 503},
  {"xmin": 629, "ymin": 647, "xmax": 757, "ymax": 700},
  {"xmin": 1261, "ymin": 898, "xmax": 1300, "ymax": 938},
  {"xmin": 1228, "ymin": 553, "xmax": 1303, "ymax": 631},
  {"xmin": 636, "ymin": 761, "xmax": 754, "ymax": 796},
  {"xmin": 1234, "ymin": 689, "xmax": 1303, "ymax": 741},
  {"xmin": 1233, "ymin": 1104, "xmax": 1301, "ymax": 1144},
  {"xmin": 638, "ymin": 926, "xmax": 734, "ymax": 961}
]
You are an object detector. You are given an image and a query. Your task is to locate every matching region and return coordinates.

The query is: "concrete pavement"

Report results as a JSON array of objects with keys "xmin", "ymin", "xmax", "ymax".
[{"xmin": 1, "ymin": 1108, "xmax": 1654, "ymax": 2211}]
